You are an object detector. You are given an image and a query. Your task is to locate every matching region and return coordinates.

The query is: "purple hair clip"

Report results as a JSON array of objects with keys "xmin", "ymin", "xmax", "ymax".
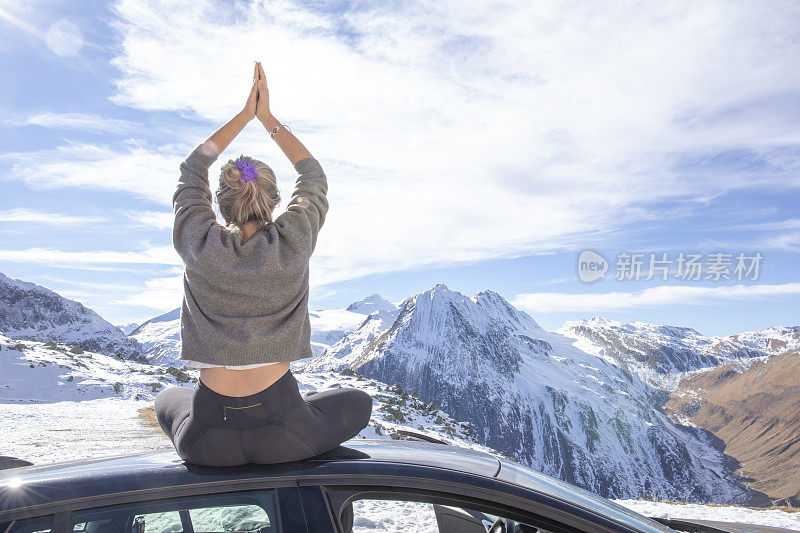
[{"xmin": 234, "ymin": 159, "xmax": 259, "ymax": 183}]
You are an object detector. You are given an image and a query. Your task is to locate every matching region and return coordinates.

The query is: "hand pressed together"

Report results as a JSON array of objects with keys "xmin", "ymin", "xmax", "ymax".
[
  {"xmin": 255, "ymin": 61, "xmax": 272, "ymax": 124},
  {"xmin": 241, "ymin": 61, "xmax": 259, "ymax": 122}
]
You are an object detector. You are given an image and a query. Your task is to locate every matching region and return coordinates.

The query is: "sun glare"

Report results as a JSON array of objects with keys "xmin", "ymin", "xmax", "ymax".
[{"xmin": 46, "ymin": 19, "xmax": 83, "ymax": 57}]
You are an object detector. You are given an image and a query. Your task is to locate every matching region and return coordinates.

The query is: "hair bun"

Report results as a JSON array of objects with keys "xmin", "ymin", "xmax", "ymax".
[{"xmin": 216, "ymin": 156, "xmax": 280, "ymax": 230}]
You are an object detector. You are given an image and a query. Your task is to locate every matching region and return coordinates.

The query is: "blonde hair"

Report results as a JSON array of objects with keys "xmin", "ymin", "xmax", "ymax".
[{"xmin": 215, "ymin": 155, "xmax": 280, "ymax": 235}]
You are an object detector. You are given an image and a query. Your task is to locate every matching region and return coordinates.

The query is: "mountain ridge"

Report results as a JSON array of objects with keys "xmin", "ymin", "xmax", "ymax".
[
  {"xmin": 665, "ymin": 349, "xmax": 800, "ymax": 506},
  {"xmin": 0, "ymin": 272, "xmax": 142, "ymax": 361},
  {"xmin": 307, "ymin": 284, "xmax": 773, "ymax": 504}
]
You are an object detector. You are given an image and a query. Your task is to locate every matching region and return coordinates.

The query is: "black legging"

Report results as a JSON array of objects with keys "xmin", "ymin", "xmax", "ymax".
[{"xmin": 153, "ymin": 369, "xmax": 373, "ymax": 466}]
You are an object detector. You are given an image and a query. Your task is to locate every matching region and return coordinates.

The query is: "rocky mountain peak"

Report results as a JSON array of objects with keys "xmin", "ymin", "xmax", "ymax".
[
  {"xmin": 346, "ymin": 293, "xmax": 397, "ymax": 315},
  {"xmin": 0, "ymin": 271, "xmax": 142, "ymax": 360}
]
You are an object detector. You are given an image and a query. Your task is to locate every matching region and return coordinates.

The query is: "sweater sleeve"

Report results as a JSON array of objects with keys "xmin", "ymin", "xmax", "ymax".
[
  {"xmin": 172, "ymin": 144, "xmax": 220, "ymax": 265},
  {"xmin": 273, "ymin": 157, "xmax": 329, "ymax": 256}
]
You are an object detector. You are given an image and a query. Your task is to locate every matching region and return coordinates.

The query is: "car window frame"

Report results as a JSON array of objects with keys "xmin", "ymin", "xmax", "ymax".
[
  {"xmin": 67, "ymin": 490, "xmax": 280, "ymax": 533},
  {"xmin": 295, "ymin": 469, "xmax": 655, "ymax": 533},
  {"xmin": 24, "ymin": 486, "xmax": 308, "ymax": 533},
  {"xmin": 1, "ymin": 514, "xmax": 56, "ymax": 533},
  {"xmin": 320, "ymin": 486, "xmax": 585, "ymax": 533},
  {"xmin": 0, "ymin": 476, "xmax": 300, "ymax": 525}
]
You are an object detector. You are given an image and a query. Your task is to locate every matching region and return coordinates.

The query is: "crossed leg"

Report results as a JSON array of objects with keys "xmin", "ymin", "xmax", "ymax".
[
  {"xmin": 240, "ymin": 386, "xmax": 373, "ymax": 463},
  {"xmin": 154, "ymin": 383, "xmax": 373, "ymax": 466},
  {"xmin": 153, "ymin": 385, "xmax": 193, "ymax": 446}
]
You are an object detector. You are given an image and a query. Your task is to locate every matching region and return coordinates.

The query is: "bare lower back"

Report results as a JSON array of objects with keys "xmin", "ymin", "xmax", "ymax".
[{"xmin": 199, "ymin": 362, "xmax": 291, "ymax": 397}]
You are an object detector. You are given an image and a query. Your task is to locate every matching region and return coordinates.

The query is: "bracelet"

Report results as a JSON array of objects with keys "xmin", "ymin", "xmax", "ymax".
[{"xmin": 269, "ymin": 123, "xmax": 291, "ymax": 139}]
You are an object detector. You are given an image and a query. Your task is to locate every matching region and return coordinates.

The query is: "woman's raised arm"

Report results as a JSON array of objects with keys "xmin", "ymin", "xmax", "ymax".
[{"xmin": 201, "ymin": 111, "xmax": 250, "ymax": 159}]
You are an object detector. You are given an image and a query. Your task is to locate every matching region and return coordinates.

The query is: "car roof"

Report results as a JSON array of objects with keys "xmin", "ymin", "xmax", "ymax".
[
  {"xmin": 0, "ymin": 440, "xmax": 501, "ymax": 512},
  {"xmin": 0, "ymin": 439, "xmax": 502, "ymax": 483}
]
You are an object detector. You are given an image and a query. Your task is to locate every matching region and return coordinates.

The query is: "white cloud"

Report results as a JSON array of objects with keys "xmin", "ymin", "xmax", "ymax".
[
  {"xmin": 7, "ymin": 112, "xmax": 139, "ymax": 134},
  {"xmin": 0, "ymin": 207, "xmax": 106, "ymax": 224},
  {"xmin": 762, "ymin": 231, "xmax": 800, "ymax": 251},
  {"xmin": 512, "ymin": 283, "xmax": 800, "ymax": 313},
  {"xmin": 100, "ymin": 0, "xmax": 800, "ymax": 285},
  {"xmin": 38, "ymin": 275, "xmax": 143, "ymax": 292},
  {"xmin": 0, "ymin": 142, "xmax": 182, "ymax": 204},
  {"xmin": 123, "ymin": 210, "xmax": 173, "ymax": 230},
  {"xmin": 4, "ymin": 0, "xmax": 800, "ymax": 288},
  {"xmin": 747, "ymin": 219, "xmax": 800, "ymax": 231},
  {"xmin": 114, "ymin": 275, "xmax": 183, "ymax": 310},
  {"xmin": 0, "ymin": 245, "xmax": 179, "ymax": 266},
  {"xmin": 0, "ymin": 206, "xmax": 172, "ymax": 232},
  {"xmin": 0, "ymin": 3, "xmax": 40, "ymax": 40}
]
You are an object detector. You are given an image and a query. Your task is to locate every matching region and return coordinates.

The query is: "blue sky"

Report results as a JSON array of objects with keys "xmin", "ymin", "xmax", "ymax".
[{"xmin": 1, "ymin": 0, "xmax": 798, "ymax": 336}]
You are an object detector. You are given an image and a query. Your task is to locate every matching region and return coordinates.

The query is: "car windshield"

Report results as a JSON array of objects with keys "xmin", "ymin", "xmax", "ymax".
[{"xmin": 497, "ymin": 460, "xmax": 676, "ymax": 533}]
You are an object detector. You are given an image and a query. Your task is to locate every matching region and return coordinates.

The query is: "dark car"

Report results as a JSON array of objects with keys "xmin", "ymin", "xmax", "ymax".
[{"xmin": 0, "ymin": 437, "xmax": 794, "ymax": 533}]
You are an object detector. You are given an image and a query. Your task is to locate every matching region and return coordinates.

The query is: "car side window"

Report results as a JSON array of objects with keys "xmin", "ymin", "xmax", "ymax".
[
  {"xmin": 341, "ymin": 498, "xmax": 543, "ymax": 533},
  {"xmin": 69, "ymin": 491, "xmax": 278, "ymax": 533},
  {"xmin": 188, "ymin": 504, "xmax": 271, "ymax": 533},
  {"xmin": 349, "ymin": 499, "xmax": 437, "ymax": 532},
  {"xmin": 2, "ymin": 516, "xmax": 54, "ymax": 533}
]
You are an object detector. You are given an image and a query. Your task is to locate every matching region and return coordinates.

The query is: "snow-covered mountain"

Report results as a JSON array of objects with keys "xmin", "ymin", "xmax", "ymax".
[
  {"xmin": 308, "ymin": 307, "xmax": 379, "ymax": 357},
  {"xmin": 0, "ymin": 332, "xmax": 193, "ymax": 402},
  {"xmin": 0, "ymin": 272, "xmax": 142, "ymax": 361},
  {"xmin": 557, "ymin": 318, "xmax": 798, "ymax": 389},
  {"xmin": 117, "ymin": 322, "xmax": 140, "ymax": 335},
  {"xmin": 128, "ymin": 308, "xmax": 181, "ymax": 366},
  {"xmin": 666, "ymin": 349, "xmax": 800, "ymax": 507},
  {"xmin": 302, "ymin": 302, "xmax": 402, "ymax": 372},
  {"xmin": 556, "ymin": 318, "xmax": 800, "ymax": 504},
  {"xmin": 728, "ymin": 325, "xmax": 800, "ymax": 356},
  {"xmin": 346, "ymin": 293, "xmax": 402, "ymax": 315},
  {"xmin": 307, "ymin": 283, "xmax": 769, "ymax": 505}
]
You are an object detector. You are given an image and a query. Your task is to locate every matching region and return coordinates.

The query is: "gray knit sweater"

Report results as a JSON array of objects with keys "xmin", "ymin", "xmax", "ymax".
[{"xmin": 172, "ymin": 144, "xmax": 328, "ymax": 365}]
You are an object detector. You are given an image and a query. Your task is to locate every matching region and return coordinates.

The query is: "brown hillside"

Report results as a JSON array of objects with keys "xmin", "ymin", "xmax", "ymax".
[{"xmin": 665, "ymin": 351, "xmax": 800, "ymax": 505}]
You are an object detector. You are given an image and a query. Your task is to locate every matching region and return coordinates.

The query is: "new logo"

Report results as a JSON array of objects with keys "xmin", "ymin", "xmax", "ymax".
[{"xmin": 577, "ymin": 250, "xmax": 608, "ymax": 283}]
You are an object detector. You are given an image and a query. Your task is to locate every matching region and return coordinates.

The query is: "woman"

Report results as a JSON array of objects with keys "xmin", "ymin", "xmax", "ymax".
[{"xmin": 154, "ymin": 61, "xmax": 372, "ymax": 467}]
